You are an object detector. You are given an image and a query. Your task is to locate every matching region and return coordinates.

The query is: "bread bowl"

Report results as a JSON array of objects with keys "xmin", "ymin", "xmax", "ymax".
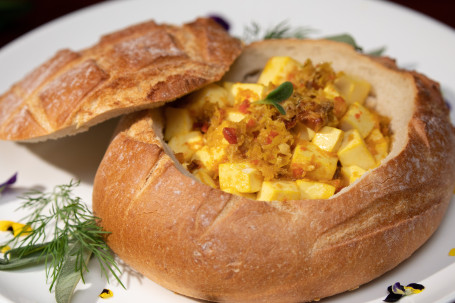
[{"xmin": 92, "ymin": 39, "xmax": 455, "ymax": 302}]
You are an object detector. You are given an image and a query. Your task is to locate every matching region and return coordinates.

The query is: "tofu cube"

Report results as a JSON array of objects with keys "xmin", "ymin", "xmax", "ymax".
[
  {"xmin": 334, "ymin": 73, "xmax": 371, "ymax": 105},
  {"xmin": 164, "ymin": 107, "xmax": 193, "ymax": 141},
  {"xmin": 257, "ymin": 181, "xmax": 301, "ymax": 202},
  {"xmin": 258, "ymin": 56, "xmax": 302, "ymax": 86},
  {"xmin": 311, "ymin": 126, "xmax": 344, "ymax": 152},
  {"xmin": 323, "ymin": 83, "xmax": 341, "ymax": 99},
  {"xmin": 337, "ymin": 129, "xmax": 376, "ymax": 170},
  {"xmin": 340, "ymin": 165, "xmax": 366, "ymax": 186},
  {"xmin": 229, "ymin": 83, "xmax": 266, "ymax": 104},
  {"xmin": 167, "ymin": 131, "xmax": 203, "ymax": 162},
  {"xmin": 296, "ymin": 180, "xmax": 336, "ymax": 199},
  {"xmin": 294, "ymin": 122, "xmax": 316, "ymax": 142},
  {"xmin": 219, "ymin": 163, "xmax": 263, "ymax": 193},
  {"xmin": 187, "ymin": 83, "xmax": 231, "ymax": 112},
  {"xmin": 291, "ymin": 141, "xmax": 338, "ymax": 181},
  {"xmin": 339, "ymin": 102, "xmax": 376, "ymax": 138},
  {"xmin": 365, "ymin": 128, "xmax": 389, "ymax": 162},
  {"xmin": 226, "ymin": 110, "xmax": 246, "ymax": 122},
  {"xmin": 193, "ymin": 168, "xmax": 217, "ymax": 188},
  {"xmin": 192, "ymin": 145, "xmax": 227, "ymax": 173}
]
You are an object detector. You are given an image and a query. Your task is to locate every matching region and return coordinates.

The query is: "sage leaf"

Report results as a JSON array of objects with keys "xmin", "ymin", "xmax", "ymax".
[
  {"xmin": 324, "ymin": 34, "xmax": 363, "ymax": 51},
  {"xmin": 55, "ymin": 242, "xmax": 92, "ymax": 303},
  {"xmin": 266, "ymin": 81, "xmax": 294, "ymax": 103},
  {"xmin": 0, "ymin": 248, "xmax": 47, "ymax": 269},
  {"xmin": 255, "ymin": 81, "xmax": 293, "ymax": 115}
]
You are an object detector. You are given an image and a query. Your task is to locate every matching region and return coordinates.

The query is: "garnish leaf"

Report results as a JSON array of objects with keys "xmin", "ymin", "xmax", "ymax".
[
  {"xmin": 324, "ymin": 34, "xmax": 363, "ymax": 52},
  {"xmin": 255, "ymin": 81, "xmax": 294, "ymax": 115},
  {"xmin": 55, "ymin": 242, "xmax": 92, "ymax": 303},
  {"xmin": 243, "ymin": 20, "xmax": 314, "ymax": 44},
  {"xmin": 0, "ymin": 180, "xmax": 124, "ymax": 296}
]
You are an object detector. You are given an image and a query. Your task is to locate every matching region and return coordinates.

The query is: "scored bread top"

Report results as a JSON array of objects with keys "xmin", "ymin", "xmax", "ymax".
[{"xmin": 0, "ymin": 17, "xmax": 243, "ymax": 142}]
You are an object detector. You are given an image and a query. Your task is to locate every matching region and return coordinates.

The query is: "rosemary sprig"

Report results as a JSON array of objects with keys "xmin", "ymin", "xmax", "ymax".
[
  {"xmin": 0, "ymin": 180, "xmax": 123, "ymax": 302},
  {"xmin": 255, "ymin": 81, "xmax": 294, "ymax": 115}
]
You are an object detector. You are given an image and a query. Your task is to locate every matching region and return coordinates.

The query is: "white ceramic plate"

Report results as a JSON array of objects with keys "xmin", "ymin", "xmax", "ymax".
[{"xmin": 1, "ymin": 0, "xmax": 454, "ymax": 302}]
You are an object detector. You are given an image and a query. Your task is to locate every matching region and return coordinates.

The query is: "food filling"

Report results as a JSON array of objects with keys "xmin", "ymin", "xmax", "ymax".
[{"xmin": 164, "ymin": 56, "xmax": 391, "ymax": 201}]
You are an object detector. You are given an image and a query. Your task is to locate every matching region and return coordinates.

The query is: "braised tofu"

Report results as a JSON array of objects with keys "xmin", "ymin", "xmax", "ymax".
[
  {"xmin": 226, "ymin": 110, "xmax": 246, "ymax": 122},
  {"xmin": 339, "ymin": 102, "xmax": 375, "ymax": 138},
  {"xmin": 164, "ymin": 107, "xmax": 193, "ymax": 141},
  {"xmin": 257, "ymin": 181, "xmax": 301, "ymax": 201},
  {"xmin": 229, "ymin": 83, "xmax": 266, "ymax": 104},
  {"xmin": 311, "ymin": 126, "xmax": 344, "ymax": 152},
  {"xmin": 291, "ymin": 141, "xmax": 338, "ymax": 181},
  {"xmin": 192, "ymin": 145, "xmax": 227, "ymax": 173},
  {"xmin": 186, "ymin": 83, "xmax": 231, "ymax": 112},
  {"xmin": 168, "ymin": 131, "xmax": 203, "ymax": 162},
  {"xmin": 334, "ymin": 73, "xmax": 371, "ymax": 105},
  {"xmin": 219, "ymin": 163, "xmax": 263, "ymax": 193},
  {"xmin": 193, "ymin": 168, "xmax": 217, "ymax": 188},
  {"xmin": 337, "ymin": 129, "xmax": 376, "ymax": 170},
  {"xmin": 294, "ymin": 122, "xmax": 316, "ymax": 142},
  {"xmin": 296, "ymin": 180, "xmax": 336, "ymax": 199},
  {"xmin": 258, "ymin": 56, "xmax": 302, "ymax": 86},
  {"xmin": 340, "ymin": 165, "xmax": 366, "ymax": 186},
  {"xmin": 365, "ymin": 128, "xmax": 389, "ymax": 162}
]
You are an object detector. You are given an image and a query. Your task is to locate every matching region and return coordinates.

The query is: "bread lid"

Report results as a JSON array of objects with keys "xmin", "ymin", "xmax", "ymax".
[{"xmin": 0, "ymin": 18, "xmax": 243, "ymax": 142}]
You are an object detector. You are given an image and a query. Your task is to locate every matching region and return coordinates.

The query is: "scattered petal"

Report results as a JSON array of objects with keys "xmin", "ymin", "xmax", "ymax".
[
  {"xmin": 99, "ymin": 288, "xmax": 113, "ymax": 299},
  {"xmin": 208, "ymin": 14, "xmax": 230, "ymax": 31},
  {"xmin": 384, "ymin": 282, "xmax": 424, "ymax": 302},
  {"xmin": 0, "ymin": 173, "xmax": 17, "ymax": 194},
  {"xmin": 449, "ymin": 248, "xmax": 455, "ymax": 256},
  {"xmin": 0, "ymin": 221, "xmax": 32, "ymax": 236}
]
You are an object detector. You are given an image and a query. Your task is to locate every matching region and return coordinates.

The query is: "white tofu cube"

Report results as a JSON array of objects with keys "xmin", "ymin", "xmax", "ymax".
[
  {"xmin": 339, "ymin": 102, "xmax": 376, "ymax": 138},
  {"xmin": 164, "ymin": 107, "xmax": 193, "ymax": 141},
  {"xmin": 337, "ymin": 129, "xmax": 376, "ymax": 170},
  {"xmin": 340, "ymin": 165, "xmax": 366, "ymax": 186},
  {"xmin": 257, "ymin": 181, "xmax": 301, "ymax": 202},
  {"xmin": 257, "ymin": 56, "xmax": 302, "ymax": 86},
  {"xmin": 334, "ymin": 73, "xmax": 371, "ymax": 105},
  {"xmin": 219, "ymin": 163, "xmax": 263, "ymax": 193},
  {"xmin": 296, "ymin": 180, "xmax": 336, "ymax": 199},
  {"xmin": 311, "ymin": 126, "xmax": 344, "ymax": 152},
  {"xmin": 168, "ymin": 131, "xmax": 203, "ymax": 162},
  {"xmin": 291, "ymin": 141, "xmax": 338, "ymax": 181}
]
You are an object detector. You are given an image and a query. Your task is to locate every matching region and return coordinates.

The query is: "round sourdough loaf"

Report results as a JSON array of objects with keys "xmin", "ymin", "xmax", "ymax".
[
  {"xmin": 92, "ymin": 39, "xmax": 455, "ymax": 302},
  {"xmin": 0, "ymin": 18, "xmax": 242, "ymax": 142}
]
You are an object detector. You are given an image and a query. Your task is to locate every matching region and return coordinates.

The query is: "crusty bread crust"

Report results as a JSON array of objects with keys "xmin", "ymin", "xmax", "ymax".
[
  {"xmin": 92, "ymin": 39, "xmax": 455, "ymax": 302},
  {"xmin": 0, "ymin": 18, "xmax": 242, "ymax": 142}
]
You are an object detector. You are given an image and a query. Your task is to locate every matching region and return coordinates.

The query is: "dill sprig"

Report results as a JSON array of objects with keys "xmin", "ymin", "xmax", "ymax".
[
  {"xmin": 1, "ymin": 180, "xmax": 123, "ymax": 301},
  {"xmin": 243, "ymin": 20, "xmax": 314, "ymax": 44}
]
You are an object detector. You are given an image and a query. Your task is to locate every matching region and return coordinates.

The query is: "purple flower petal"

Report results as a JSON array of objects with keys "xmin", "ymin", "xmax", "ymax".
[
  {"xmin": 209, "ymin": 14, "xmax": 230, "ymax": 31},
  {"xmin": 0, "ymin": 173, "xmax": 17, "ymax": 193}
]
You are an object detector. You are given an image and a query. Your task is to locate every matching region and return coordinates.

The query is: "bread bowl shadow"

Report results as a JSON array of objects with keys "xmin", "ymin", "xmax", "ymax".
[
  {"xmin": 92, "ymin": 40, "xmax": 455, "ymax": 302},
  {"xmin": 19, "ymin": 117, "xmax": 119, "ymax": 185}
]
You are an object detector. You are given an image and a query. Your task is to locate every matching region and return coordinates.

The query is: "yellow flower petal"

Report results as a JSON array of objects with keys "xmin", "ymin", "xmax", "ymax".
[
  {"xmin": 1, "ymin": 245, "xmax": 11, "ymax": 253},
  {"xmin": 99, "ymin": 289, "xmax": 113, "ymax": 299},
  {"xmin": 11, "ymin": 223, "xmax": 32, "ymax": 237},
  {"xmin": 0, "ymin": 221, "xmax": 32, "ymax": 236},
  {"xmin": 0, "ymin": 220, "xmax": 14, "ymax": 232},
  {"xmin": 449, "ymin": 248, "xmax": 455, "ymax": 256}
]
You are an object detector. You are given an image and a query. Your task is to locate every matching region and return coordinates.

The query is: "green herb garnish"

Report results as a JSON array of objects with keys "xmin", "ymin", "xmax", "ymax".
[
  {"xmin": 0, "ymin": 180, "xmax": 124, "ymax": 303},
  {"xmin": 243, "ymin": 20, "xmax": 314, "ymax": 44},
  {"xmin": 255, "ymin": 81, "xmax": 294, "ymax": 115},
  {"xmin": 243, "ymin": 21, "xmax": 385, "ymax": 56}
]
